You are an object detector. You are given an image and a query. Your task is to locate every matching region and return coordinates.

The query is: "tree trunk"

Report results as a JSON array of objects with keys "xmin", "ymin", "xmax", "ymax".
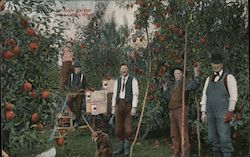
[
  {"xmin": 130, "ymin": 26, "xmax": 152, "ymax": 157},
  {"xmin": 181, "ymin": 25, "xmax": 188, "ymax": 157}
]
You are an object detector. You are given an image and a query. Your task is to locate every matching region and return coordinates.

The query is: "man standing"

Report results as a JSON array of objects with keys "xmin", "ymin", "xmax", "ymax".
[
  {"xmin": 111, "ymin": 63, "xmax": 139, "ymax": 156},
  {"xmin": 67, "ymin": 60, "xmax": 86, "ymax": 128},
  {"xmin": 200, "ymin": 53, "xmax": 238, "ymax": 157},
  {"xmin": 162, "ymin": 63, "xmax": 200, "ymax": 157}
]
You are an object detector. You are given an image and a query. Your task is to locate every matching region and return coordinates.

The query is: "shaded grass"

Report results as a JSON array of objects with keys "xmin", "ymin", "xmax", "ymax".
[
  {"xmin": 11, "ymin": 127, "xmax": 172, "ymax": 157},
  {"xmin": 10, "ymin": 127, "xmax": 250, "ymax": 157}
]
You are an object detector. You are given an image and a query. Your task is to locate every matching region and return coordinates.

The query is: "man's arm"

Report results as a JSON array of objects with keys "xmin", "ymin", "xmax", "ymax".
[
  {"xmin": 132, "ymin": 78, "xmax": 139, "ymax": 108},
  {"xmin": 227, "ymin": 74, "xmax": 238, "ymax": 111},
  {"xmin": 162, "ymin": 81, "xmax": 170, "ymax": 102},
  {"xmin": 186, "ymin": 62, "xmax": 201, "ymax": 91},
  {"xmin": 185, "ymin": 77, "xmax": 200, "ymax": 91},
  {"xmin": 111, "ymin": 80, "xmax": 118, "ymax": 108},
  {"xmin": 200, "ymin": 77, "xmax": 209, "ymax": 123},
  {"xmin": 80, "ymin": 74, "xmax": 87, "ymax": 90},
  {"xmin": 200, "ymin": 77, "xmax": 209, "ymax": 112}
]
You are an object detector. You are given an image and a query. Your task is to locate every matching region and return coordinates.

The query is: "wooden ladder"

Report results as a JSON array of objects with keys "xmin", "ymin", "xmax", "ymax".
[{"xmin": 56, "ymin": 107, "xmax": 74, "ymax": 130}]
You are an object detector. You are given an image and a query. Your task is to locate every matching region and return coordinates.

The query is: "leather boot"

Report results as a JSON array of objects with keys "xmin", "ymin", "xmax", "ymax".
[
  {"xmin": 124, "ymin": 140, "xmax": 131, "ymax": 156},
  {"xmin": 214, "ymin": 151, "xmax": 222, "ymax": 157},
  {"xmin": 73, "ymin": 120, "xmax": 79, "ymax": 128},
  {"xmin": 113, "ymin": 140, "xmax": 124, "ymax": 155}
]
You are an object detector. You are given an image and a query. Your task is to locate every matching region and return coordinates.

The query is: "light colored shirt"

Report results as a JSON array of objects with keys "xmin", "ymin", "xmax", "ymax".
[
  {"xmin": 200, "ymin": 69, "xmax": 238, "ymax": 112},
  {"xmin": 112, "ymin": 75, "xmax": 139, "ymax": 108}
]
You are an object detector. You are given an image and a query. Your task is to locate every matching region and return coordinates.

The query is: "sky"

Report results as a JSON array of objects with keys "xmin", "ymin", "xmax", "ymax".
[
  {"xmin": 52, "ymin": 1, "xmax": 143, "ymax": 65},
  {"xmin": 52, "ymin": 0, "xmax": 138, "ymax": 39}
]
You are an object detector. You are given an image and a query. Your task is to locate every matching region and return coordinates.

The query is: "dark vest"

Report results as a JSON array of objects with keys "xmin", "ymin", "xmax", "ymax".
[
  {"xmin": 70, "ymin": 73, "xmax": 84, "ymax": 91},
  {"xmin": 116, "ymin": 75, "xmax": 133, "ymax": 103},
  {"xmin": 169, "ymin": 80, "xmax": 188, "ymax": 110},
  {"xmin": 206, "ymin": 73, "xmax": 229, "ymax": 118}
]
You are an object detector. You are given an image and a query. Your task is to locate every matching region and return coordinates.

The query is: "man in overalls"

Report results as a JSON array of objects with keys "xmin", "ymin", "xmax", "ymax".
[{"xmin": 200, "ymin": 53, "xmax": 238, "ymax": 157}]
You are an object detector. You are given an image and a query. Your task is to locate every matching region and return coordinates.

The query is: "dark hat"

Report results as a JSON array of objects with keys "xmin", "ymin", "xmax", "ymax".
[
  {"xmin": 211, "ymin": 53, "xmax": 223, "ymax": 64},
  {"xmin": 172, "ymin": 65, "xmax": 183, "ymax": 72},
  {"xmin": 171, "ymin": 65, "xmax": 183, "ymax": 75},
  {"xmin": 171, "ymin": 65, "xmax": 185, "ymax": 78},
  {"xmin": 73, "ymin": 60, "xmax": 81, "ymax": 67}
]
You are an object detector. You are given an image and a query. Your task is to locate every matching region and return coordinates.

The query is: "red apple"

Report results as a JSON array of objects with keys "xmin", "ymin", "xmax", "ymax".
[
  {"xmin": 200, "ymin": 37, "xmax": 206, "ymax": 45},
  {"xmin": 3, "ymin": 50, "xmax": 14, "ymax": 60},
  {"xmin": 13, "ymin": 46, "xmax": 21, "ymax": 55},
  {"xmin": 5, "ymin": 111, "xmax": 14, "ymax": 120},
  {"xmin": 26, "ymin": 28, "xmax": 35, "ymax": 36},
  {"xmin": 31, "ymin": 113, "xmax": 40, "ymax": 122}
]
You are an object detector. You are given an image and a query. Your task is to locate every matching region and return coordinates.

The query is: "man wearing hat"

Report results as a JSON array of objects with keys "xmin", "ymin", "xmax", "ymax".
[
  {"xmin": 162, "ymin": 63, "xmax": 200, "ymax": 157},
  {"xmin": 67, "ymin": 59, "xmax": 86, "ymax": 128},
  {"xmin": 200, "ymin": 53, "xmax": 238, "ymax": 157}
]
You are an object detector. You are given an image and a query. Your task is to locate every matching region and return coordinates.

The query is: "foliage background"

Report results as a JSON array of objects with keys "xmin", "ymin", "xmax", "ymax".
[{"xmin": 1, "ymin": 0, "xmax": 249, "ymax": 156}]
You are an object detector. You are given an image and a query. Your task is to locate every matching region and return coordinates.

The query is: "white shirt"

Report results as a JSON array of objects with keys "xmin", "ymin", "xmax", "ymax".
[
  {"xmin": 112, "ymin": 75, "xmax": 139, "ymax": 108},
  {"xmin": 200, "ymin": 69, "xmax": 238, "ymax": 112}
]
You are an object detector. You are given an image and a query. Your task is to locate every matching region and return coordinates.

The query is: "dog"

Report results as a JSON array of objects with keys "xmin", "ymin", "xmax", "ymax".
[{"xmin": 92, "ymin": 131, "xmax": 113, "ymax": 157}]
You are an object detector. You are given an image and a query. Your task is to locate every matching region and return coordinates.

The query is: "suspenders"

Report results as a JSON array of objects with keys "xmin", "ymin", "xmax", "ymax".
[
  {"xmin": 70, "ymin": 73, "xmax": 84, "ymax": 87},
  {"xmin": 209, "ymin": 72, "xmax": 229, "ymax": 95},
  {"xmin": 80, "ymin": 74, "xmax": 84, "ymax": 85}
]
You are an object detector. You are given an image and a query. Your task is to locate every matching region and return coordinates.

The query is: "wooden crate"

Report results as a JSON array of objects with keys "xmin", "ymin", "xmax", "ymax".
[
  {"xmin": 102, "ymin": 79, "xmax": 115, "ymax": 93},
  {"xmin": 106, "ymin": 92, "xmax": 113, "ymax": 115},
  {"xmin": 56, "ymin": 107, "xmax": 73, "ymax": 129},
  {"xmin": 85, "ymin": 90, "xmax": 112, "ymax": 115}
]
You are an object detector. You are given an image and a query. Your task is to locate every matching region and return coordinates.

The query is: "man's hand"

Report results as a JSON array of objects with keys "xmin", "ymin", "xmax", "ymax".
[
  {"xmin": 201, "ymin": 112, "xmax": 207, "ymax": 123},
  {"xmin": 131, "ymin": 107, "xmax": 137, "ymax": 116},
  {"xmin": 111, "ymin": 106, "xmax": 115, "ymax": 115},
  {"xmin": 77, "ymin": 89, "xmax": 85, "ymax": 93},
  {"xmin": 193, "ymin": 62, "xmax": 201, "ymax": 77},
  {"xmin": 161, "ymin": 80, "xmax": 167, "ymax": 91},
  {"xmin": 224, "ymin": 111, "xmax": 234, "ymax": 123},
  {"xmin": 68, "ymin": 92, "xmax": 77, "ymax": 97}
]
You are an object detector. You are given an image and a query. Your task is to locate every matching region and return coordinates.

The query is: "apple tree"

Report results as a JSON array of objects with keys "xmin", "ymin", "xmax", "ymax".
[
  {"xmin": 1, "ymin": 0, "xmax": 66, "ymax": 154},
  {"xmin": 120, "ymin": 0, "xmax": 248, "ymax": 155}
]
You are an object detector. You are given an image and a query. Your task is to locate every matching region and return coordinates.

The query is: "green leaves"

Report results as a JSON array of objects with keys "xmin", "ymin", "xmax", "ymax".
[
  {"xmin": 1, "ymin": 0, "xmax": 63, "ymax": 152},
  {"xmin": 129, "ymin": 0, "xmax": 249, "ymax": 149},
  {"xmin": 74, "ymin": 3, "xmax": 130, "ymax": 88}
]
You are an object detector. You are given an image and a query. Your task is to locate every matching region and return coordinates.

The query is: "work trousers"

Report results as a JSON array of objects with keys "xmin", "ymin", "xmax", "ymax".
[
  {"xmin": 67, "ymin": 92, "xmax": 85, "ymax": 122},
  {"xmin": 207, "ymin": 116, "xmax": 234, "ymax": 155},
  {"xmin": 170, "ymin": 106, "xmax": 190, "ymax": 157},
  {"xmin": 115, "ymin": 99, "xmax": 132, "ymax": 141}
]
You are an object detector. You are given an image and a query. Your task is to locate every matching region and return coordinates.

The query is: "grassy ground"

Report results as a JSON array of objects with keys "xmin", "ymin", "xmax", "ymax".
[
  {"xmin": 9, "ymin": 126, "xmax": 249, "ymax": 157},
  {"xmin": 11, "ymin": 127, "xmax": 172, "ymax": 157}
]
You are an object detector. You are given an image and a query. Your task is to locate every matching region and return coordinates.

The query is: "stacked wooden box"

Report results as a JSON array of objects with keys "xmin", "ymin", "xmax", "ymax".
[{"xmin": 56, "ymin": 107, "xmax": 73, "ymax": 130}]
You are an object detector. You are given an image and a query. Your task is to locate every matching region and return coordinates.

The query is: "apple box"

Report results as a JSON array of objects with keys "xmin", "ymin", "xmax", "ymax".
[
  {"xmin": 85, "ymin": 90, "xmax": 112, "ymax": 115},
  {"xmin": 91, "ymin": 103, "xmax": 97, "ymax": 115},
  {"xmin": 85, "ymin": 90, "xmax": 92, "ymax": 113},
  {"xmin": 102, "ymin": 79, "xmax": 115, "ymax": 93}
]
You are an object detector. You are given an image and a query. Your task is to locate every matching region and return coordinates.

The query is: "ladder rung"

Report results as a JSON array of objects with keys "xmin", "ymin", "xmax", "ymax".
[
  {"xmin": 58, "ymin": 116, "xmax": 71, "ymax": 119},
  {"xmin": 56, "ymin": 127, "xmax": 73, "ymax": 129}
]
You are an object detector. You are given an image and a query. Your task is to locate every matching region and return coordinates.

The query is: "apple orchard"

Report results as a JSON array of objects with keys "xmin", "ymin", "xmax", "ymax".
[{"xmin": 1, "ymin": 0, "xmax": 249, "ymax": 156}]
